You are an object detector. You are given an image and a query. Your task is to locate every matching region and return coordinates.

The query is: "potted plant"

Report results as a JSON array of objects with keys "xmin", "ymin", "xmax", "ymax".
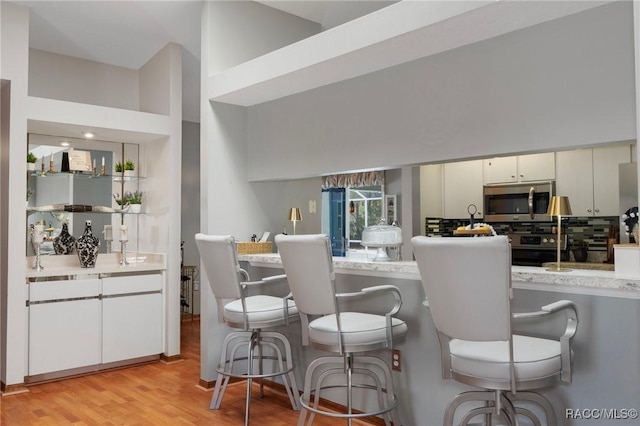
[
  {"xmin": 27, "ymin": 152, "xmax": 38, "ymax": 171},
  {"xmin": 113, "ymin": 191, "xmax": 143, "ymax": 213},
  {"xmin": 113, "ymin": 192, "xmax": 126, "ymax": 207},
  {"xmin": 128, "ymin": 190, "xmax": 143, "ymax": 213},
  {"xmin": 26, "ymin": 188, "xmax": 34, "ymax": 207},
  {"xmin": 124, "ymin": 159, "xmax": 135, "ymax": 177},
  {"xmin": 114, "ymin": 161, "xmax": 123, "ymax": 174}
]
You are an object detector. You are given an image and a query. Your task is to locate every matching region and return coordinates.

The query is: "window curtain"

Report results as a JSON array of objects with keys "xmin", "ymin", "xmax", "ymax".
[{"xmin": 321, "ymin": 171, "xmax": 385, "ymax": 190}]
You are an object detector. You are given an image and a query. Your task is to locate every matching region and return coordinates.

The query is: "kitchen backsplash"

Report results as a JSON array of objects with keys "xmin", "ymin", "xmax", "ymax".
[{"xmin": 425, "ymin": 216, "xmax": 620, "ymax": 253}]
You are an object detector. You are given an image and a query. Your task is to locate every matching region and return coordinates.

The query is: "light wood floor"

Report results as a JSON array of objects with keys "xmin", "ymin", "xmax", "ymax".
[{"xmin": 0, "ymin": 319, "xmax": 373, "ymax": 425}]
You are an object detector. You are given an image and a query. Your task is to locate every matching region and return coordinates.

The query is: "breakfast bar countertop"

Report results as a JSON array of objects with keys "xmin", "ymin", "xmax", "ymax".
[
  {"xmin": 540, "ymin": 261, "xmax": 614, "ymax": 271},
  {"xmin": 238, "ymin": 253, "xmax": 640, "ymax": 299}
]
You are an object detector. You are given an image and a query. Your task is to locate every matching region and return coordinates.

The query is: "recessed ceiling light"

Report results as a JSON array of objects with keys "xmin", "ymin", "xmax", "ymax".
[
  {"xmin": 60, "ymin": 141, "xmax": 70, "ymax": 147},
  {"xmin": 83, "ymin": 132, "xmax": 95, "ymax": 138}
]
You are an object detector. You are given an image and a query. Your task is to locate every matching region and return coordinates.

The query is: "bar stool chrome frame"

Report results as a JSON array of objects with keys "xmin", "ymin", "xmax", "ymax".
[
  {"xmin": 195, "ymin": 234, "xmax": 300, "ymax": 426},
  {"xmin": 276, "ymin": 234, "xmax": 407, "ymax": 426}
]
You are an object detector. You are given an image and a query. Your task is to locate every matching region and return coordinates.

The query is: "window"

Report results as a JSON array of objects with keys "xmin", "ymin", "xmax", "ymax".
[{"xmin": 348, "ymin": 186, "xmax": 383, "ymax": 248}]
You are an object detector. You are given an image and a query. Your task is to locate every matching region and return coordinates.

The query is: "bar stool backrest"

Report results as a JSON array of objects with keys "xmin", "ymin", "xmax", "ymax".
[
  {"xmin": 411, "ymin": 235, "xmax": 512, "ymax": 342},
  {"xmin": 195, "ymin": 234, "xmax": 242, "ymax": 301},
  {"xmin": 275, "ymin": 234, "xmax": 337, "ymax": 316}
]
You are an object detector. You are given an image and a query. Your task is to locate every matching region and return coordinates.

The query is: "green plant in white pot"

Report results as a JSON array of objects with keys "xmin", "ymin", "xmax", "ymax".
[
  {"xmin": 27, "ymin": 152, "xmax": 37, "ymax": 171},
  {"xmin": 124, "ymin": 159, "xmax": 135, "ymax": 177},
  {"xmin": 127, "ymin": 190, "xmax": 143, "ymax": 213}
]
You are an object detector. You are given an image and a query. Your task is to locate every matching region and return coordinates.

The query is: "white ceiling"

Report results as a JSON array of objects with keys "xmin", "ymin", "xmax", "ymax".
[{"xmin": 10, "ymin": 0, "xmax": 392, "ymax": 124}]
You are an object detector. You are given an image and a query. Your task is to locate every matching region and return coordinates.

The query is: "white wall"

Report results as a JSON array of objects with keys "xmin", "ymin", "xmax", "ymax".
[
  {"xmin": 0, "ymin": 80, "xmax": 9, "ymax": 387},
  {"xmin": 29, "ymin": 49, "xmax": 139, "ymax": 111},
  {"xmin": 252, "ymin": 177, "xmax": 322, "ymax": 237},
  {"xmin": 0, "ymin": 1, "xmax": 30, "ymax": 389},
  {"xmin": 200, "ymin": 0, "xmax": 329, "ymax": 381},
  {"xmin": 139, "ymin": 45, "xmax": 171, "ymax": 116},
  {"xmin": 206, "ymin": 0, "xmax": 320, "ymax": 75},
  {"xmin": 246, "ymin": 2, "xmax": 635, "ymax": 181}
]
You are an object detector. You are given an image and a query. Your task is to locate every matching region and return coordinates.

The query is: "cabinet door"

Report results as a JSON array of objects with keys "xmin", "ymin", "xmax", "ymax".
[
  {"xmin": 102, "ymin": 293, "xmax": 162, "ymax": 363},
  {"xmin": 555, "ymin": 149, "xmax": 594, "ymax": 216},
  {"xmin": 102, "ymin": 275, "xmax": 163, "ymax": 363},
  {"xmin": 483, "ymin": 156, "xmax": 517, "ymax": 184},
  {"xmin": 29, "ymin": 298, "xmax": 101, "ymax": 375},
  {"xmin": 420, "ymin": 164, "xmax": 443, "ymax": 218},
  {"xmin": 444, "ymin": 160, "xmax": 484, "ymax": 219},
  {"xmin": 28, "ymin": 278, "xmax": 101, "ymax": 376},
  {"xmin": 517, "ymin": 152, "xmax": 555, "ymax": 182},
  {"xmin": 593, "ymin": 144, "xmax": 630, "ymax": 216}
]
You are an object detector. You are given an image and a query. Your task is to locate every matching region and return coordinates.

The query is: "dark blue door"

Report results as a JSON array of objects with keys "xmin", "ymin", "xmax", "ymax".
[{"xmin": 323, "ymin": 188, "xmax": 346, "ymax": 256}]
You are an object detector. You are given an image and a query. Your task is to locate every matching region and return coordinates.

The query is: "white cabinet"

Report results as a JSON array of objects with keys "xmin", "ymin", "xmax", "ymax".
[
  {"xmin": 102, "ymin": 274, "xmax": 163, "ymax": 363},
  {"xmin": 28, "ymin": 279, "xmax": 102, "ymax": 376},
  {"xmin": 420, "ymin": 164, "xmax": 443, "ymax": 218},
  {"xmin": 28, "ymin": 274, "xmax": 163, "ymax": 377},
  {"xmin": 443, "ymin": 160, "xmax": 483, "ymax": 219},
  {"xmin": 556, "ymin": 145, "xmax": 631, "ymax": 217},
  {"xmin": 483, "ymin": 153, "xmax": 555, "ymax": 184}
]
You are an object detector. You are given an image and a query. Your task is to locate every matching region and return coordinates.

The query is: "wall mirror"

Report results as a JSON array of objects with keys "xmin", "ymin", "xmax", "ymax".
[{"xmin": 27, "ymin": 133, "xmax": 140, "ymax": 256}]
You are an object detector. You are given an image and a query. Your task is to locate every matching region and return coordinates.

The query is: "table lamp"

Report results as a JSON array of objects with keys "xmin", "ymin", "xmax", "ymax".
[
  {"xmin": 288, "ymin": 207, "xmax": 302, "ymax": 235},
  {"xmin": 546, "ymin": 195, "xmax": 572, "ymax": 272}
]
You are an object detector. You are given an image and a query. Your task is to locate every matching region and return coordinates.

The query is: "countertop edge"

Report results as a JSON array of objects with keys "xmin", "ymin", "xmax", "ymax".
[{"xmin": 238, "ymin": 253, "xmax": 640, "ymax": 298}]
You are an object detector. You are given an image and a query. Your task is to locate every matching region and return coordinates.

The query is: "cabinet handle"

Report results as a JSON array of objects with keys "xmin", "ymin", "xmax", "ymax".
[
  {"xmin": 520, "ymin": 174, "xmax": 524, "ymax": 177},
  {"xmin": 595, "ymin": 208, "xmax": 600, "ymax": 213},
  {"xmin": 511, "ymin": 175, "xmax": 516, "ymax": 178},
  {"xmin": 587, "ymin": 209, "xmax": 592, "ymax": 213}
]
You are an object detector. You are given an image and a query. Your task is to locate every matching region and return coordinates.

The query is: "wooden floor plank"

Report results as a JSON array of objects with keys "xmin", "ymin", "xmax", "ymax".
[{"xmin": 1, "ymin": 319, "xmax": 378, "ymax": 425}]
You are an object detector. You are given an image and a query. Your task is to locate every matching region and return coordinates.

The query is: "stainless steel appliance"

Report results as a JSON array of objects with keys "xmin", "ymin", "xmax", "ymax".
[
  {"xmin": 510, "ymin": 233, "xmax": 568, "ymax": 266},
  {"xmin": 483, "ymin": 182, "xmax": 555, "ymax": 222}
]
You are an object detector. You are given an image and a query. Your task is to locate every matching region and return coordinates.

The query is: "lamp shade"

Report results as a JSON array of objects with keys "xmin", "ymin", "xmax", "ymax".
[
  {"xmin": 547, "ymin": 196, "xmax": 572, "ymax": 216},
  {"xmin": 288, "ymin": 207, "xmax": 302, "ymax": 222}
]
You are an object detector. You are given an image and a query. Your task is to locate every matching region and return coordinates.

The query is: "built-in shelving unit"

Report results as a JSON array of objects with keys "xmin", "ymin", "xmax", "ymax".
[{"xmin": 1, "ymin": 2, "xmax": 183, "ymax": 392}]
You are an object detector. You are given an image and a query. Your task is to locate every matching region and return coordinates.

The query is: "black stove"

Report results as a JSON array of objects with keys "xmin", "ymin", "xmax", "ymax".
[{"xmin": 510, "ymin": 233, "xmax": 568, "ymax": 266}]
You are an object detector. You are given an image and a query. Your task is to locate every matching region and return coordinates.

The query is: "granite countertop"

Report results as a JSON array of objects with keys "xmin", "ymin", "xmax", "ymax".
[
  {"xmin": 25, "ymin": 252, "xmax": 166, "ymax": 278},
  {"xmin": 238, "ymin": 253, "xmax": 640, "ymax": 297},
  {"xmin": 541, "ymin": 262, "xmax": 614, "ymax": 271}
]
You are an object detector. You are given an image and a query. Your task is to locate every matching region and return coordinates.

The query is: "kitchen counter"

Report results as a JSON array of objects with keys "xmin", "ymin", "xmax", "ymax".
[
  {"xmin": 25, "ymin": 252, "xmax": 166, "ymax": 279},
  {"xmin": 238, "ymin": 253, "xmax": 640, "ymax": 299},
  {"xmin": 541, "ymin": 261, "xmax": 614, "ymax": 271}
]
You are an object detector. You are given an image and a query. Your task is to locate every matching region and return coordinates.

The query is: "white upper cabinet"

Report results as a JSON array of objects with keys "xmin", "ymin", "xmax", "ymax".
[
  {"xmin": 443, "ymin": 160, "xmax": 483, "ymax": 219},
  {"xmin": 420, "ymin": 164, "xmax": 443, "ymax": 219},
  {"xmin": 556, "ymin": 144, "xmax": 631, "ymax": 217},
  {"xmin": 483, "ymin": 153, "xmax": 555, "ymax": 184}
]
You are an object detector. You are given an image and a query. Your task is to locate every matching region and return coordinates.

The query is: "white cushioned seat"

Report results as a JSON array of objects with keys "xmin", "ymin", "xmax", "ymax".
[
  {"xmin": 308, "ymin": 312, "xmax": 408, "ymax": 346},
  {"xmin": 224, "ymin": 295, "xmax": 298, "ymax": 324},
  {"xmin": 450, "ymin": 335, "xmax": 561, "ymax": 381},
  {"xmin": 412, "ymin": 236, "xmax": 579, "ymax": 426}
]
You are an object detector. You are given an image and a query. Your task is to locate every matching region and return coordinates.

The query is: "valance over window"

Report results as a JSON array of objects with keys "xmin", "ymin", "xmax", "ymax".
[{"xmin": 321, "ymin": 171, "xmax": 384, "ymax": 190}]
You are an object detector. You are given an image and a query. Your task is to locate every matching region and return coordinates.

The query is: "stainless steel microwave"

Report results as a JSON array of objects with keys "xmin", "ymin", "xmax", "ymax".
[{"xmin": 483, "ymin": 181, "xmax": 555, "ymax": 222}]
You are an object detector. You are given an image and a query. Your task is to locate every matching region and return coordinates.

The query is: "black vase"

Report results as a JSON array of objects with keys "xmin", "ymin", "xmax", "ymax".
[
  {"xmin": 61, "ymin": 152, "xmax": 70, "ymax": 172},
  {"xmin": 572, "ymin": 248, "xmax": 588, "ymax": 263},
  {"xmin": 53, "ymin": 223, "xmax": 76, "ymax": 255},
  {"xmin": 76, "ymin": 220, "xmax": 100, "ymax": 268}
]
